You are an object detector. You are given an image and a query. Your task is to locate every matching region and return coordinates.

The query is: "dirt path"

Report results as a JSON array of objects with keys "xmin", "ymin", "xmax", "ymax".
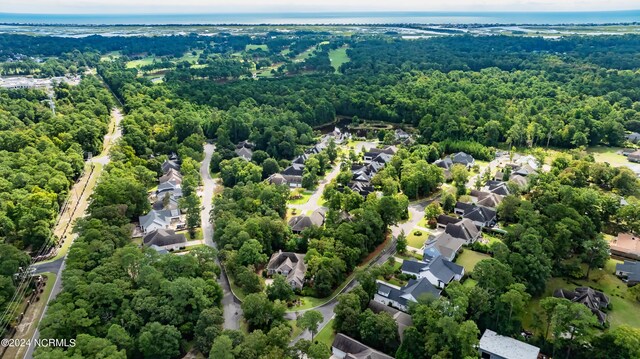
[{"xmin": 14, "ymin": 107, "xmax": 123, "ymax": 359}]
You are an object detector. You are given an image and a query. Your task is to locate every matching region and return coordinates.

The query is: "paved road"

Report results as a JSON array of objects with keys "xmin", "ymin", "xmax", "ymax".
[
  {"xmin": 287, "ymin": 200, "xmax": 431, "ymax": 344},
  {"xmin": 200, "ymin": 143, "xmax": 242, "ymax": 330},
  {"xmin": 23, "ymin": 108, "xmax": 123, "ymax": 359}
]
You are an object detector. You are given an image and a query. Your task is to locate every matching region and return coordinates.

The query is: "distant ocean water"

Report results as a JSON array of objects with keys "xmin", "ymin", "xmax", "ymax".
[{"xmin": 0, "ymin": 11, "xmax": 639, "ymax": 25}]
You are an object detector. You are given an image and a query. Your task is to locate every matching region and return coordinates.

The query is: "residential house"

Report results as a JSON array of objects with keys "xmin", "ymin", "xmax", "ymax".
[
  {"xmin": 161, "ymin": 159, "xmax": 180, "ymax": 174},
  {"xmin": 508, "ymin": 174, "xmax": 529, "ymax": 189},
  {"xmin": 235, "ymin": 146, "xmax": 253, "ymax": 161},
  {"xmin": 159, "ymin": 168, "xmax": 182, "ymax": 185},
  {"xmin": 484, "ymin": 181, "xmax": 510, "ymax": 196},
  {"xmin": 288, "ymin": 207, "xmax": 327, "ymax": 234},
  {"xmin": 236, "ymin": 140, "xmax": 255, "ymax": 150},
  {"xmin": 479, "ymin": 329, "xmax": 540, "ymax": 359},
  {"xmin": 513, "ymin": 154, "xmax": 540, "ymax": 171},
  {"xmin": 395, "ymin": 128, "xmax": 410, "ymax": 141},
  {"xmin": 470, "ymin": 190, "xmax": 503, "ymax": 208},
  {"xmin": 553, "ymin": 287, "xmax": 610, "ymax": 325},
  {"xmin": 436, "ymin": 214, "xmax": 461, "ymax": 229},
  {"xmin": 609, "ymin": 232, "xmax": 640, "ymax": 260},
  {"xmin": 628, "ymin": 150, "xmax": 640, "ymax": 163},
  {"xmin": 626, "ymin": 132, "xmax": 640, "ymax": 143},
  {"xmin": 444, "ymin": 218, "xmax": 482, "ymax": 243},
  {"xmin": 156, "ymin": 179, "xmax": 182, "ymax": 197},
  {"xmin": 615, "ymin": 261, "xmax": 640, "ymax": 286},
  {"xmin": 455, "ymin": 202, "xmax": 497, "ymax": 228},
  {"xmin": 374, "ymin": 277, "xmax": 441, "ymax": 312},
  {"xmin": 331, "ymin": 333, "xmax": 394, "ymax": 359},
  {"xmin": 139, "ymin": 209, "xmax": 182, "ymax": 234},
  {"xmin": 401, "ymin": 256, "xmax": 464, "ymax": 289},
  {"xmin": 450, "ymin": 152, "xmax": 475, "ymax": 168},
  {"xmin": 153, "ymin": 192, "xmax": 180, "ymax": 211},
  {"xmin": 513, "ymin": 163, "xmax": 538, "ymax": 177},
  {"xmin": 267, "ymin": 173, "xmax": 302, "ymax": 188},
  {"xmin": 349, "ymin": 181, "xmax": 376, "ymax": 197},
  {"xmin": 422, "ymin": 234, "xmax": 466, "ymax": 262},
  {"xmin": 143, "ymin": 229, "xmax": 187, "ymax": 249},
  {"xmin": 266, "ymin": 251, "xmax": 307, "ymax": 290},
  {"xmin": 367, "ymin": 301, "xmax": 413, "ymax": 341},
  {"xmin": 363, "ymin": 146, "xmax": 396, "ymax": 163}
]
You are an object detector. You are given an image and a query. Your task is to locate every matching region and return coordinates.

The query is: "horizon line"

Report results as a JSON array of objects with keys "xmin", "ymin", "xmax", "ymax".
[{"xmin": 2, "ymin": 9, "xmax": 640, "ymax": 16}]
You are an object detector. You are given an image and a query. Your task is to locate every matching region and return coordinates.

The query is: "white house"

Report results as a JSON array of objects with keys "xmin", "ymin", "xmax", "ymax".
[{"xmin": 401, "ymin": 256, "xmax": 464, "ymax": 289}]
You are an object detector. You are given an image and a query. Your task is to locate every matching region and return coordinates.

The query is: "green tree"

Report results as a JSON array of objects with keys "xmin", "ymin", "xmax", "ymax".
[
  {"xmin": 451, "ymin": 163, "xmax": 470, "ymax": 196},
  {"xmin": 209, "ymin": 335, "xmax": 234, "ymax": 359},
  {"xmin": 581, "ymin": 236, "xmax": 610, "ymax": 279},
  {"xmin": 266, "ymin": 275, "xmax": 294, "ymax": 302},
  {"xmin": 138, "ymin": 322, "xmax": 181, "ymax": 359},
  {"xmin": 297, "ymin": 310, "xmax": 324, "ymax": 340},
  {"xmin": 396, "ymin": 230, "xmax": 408, "ymax": 254},
  {"xmin": 194, "ymin": 308, "xmax": 224, "ymax": 355}
]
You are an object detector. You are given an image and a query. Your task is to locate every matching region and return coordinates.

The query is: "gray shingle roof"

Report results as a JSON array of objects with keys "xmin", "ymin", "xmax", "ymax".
[{"xmin": 143, "ymin": 229, "xmax": 187, "ymax": 247}]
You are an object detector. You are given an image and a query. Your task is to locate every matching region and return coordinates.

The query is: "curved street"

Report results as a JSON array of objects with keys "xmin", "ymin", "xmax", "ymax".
[{"xmin": 200, "ymin": 143, "xmax": 243, "ymax": 330}]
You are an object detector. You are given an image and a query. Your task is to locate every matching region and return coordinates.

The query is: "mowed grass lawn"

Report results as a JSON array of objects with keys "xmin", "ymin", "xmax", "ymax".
[
  {"xmin": 246, "ymin": 44, "xmax": 268, "ymax": 51},
  {"xmin": 523, "ymin": 259, "xmax": 640, "ymax": 333},
  {"xmin": 407, "ymin": 229, "xmax": 430, "ymax": 249},
  {"xmin": 126, "ymin": 56, "xmax": 155, "ymax": 68},
  {"xmin": 315, "ymin": 319, "xmax": 336, "ymax": 348},
  {"xmin": 454, "ymin": 249, "xmax": 491, "ymax": 273},
  {"xmin": 328, "ymin": 46, "xmax": 350, "ymax": 73},
  {"xmin": 587, "ymin": 146, "xmax": 630, "ymax": 167}
]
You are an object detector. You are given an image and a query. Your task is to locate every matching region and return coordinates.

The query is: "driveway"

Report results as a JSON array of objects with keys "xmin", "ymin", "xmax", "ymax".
[{"xmin": 200, "ymin": 143, "xmax": 242, "ymax": 330}]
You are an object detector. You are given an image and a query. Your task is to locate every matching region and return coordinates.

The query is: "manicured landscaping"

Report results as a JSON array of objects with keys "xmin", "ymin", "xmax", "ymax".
[
  {"xmin": 125, "ymin": 56, "xmax": 155, "ymax": 68},
  {"xmin": 407, "ymin": 229, "xmax": 430, "ymax": 249},
  {"xmin": 328, "ymin": 46, "xmax": 349, "ymax": 73},
  {"xmin": 454, "ymin": 249, "xmax": 491, "ymax": 273},
  {"xmin": 315, "ymin": 319, "xmax": 336, "ymax": 348},
  {"xmin": 523, "ymin": 259, "xmax": 640, "ymax": 333},
  {"xmin": 289, "ymin": 190, "xmax": 313, "ymax": 205}
]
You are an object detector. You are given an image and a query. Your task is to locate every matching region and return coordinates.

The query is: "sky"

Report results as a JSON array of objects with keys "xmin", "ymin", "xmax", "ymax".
[{"xmin": 1, "ymin": 0, "xmax": 639, "ymax": 14}]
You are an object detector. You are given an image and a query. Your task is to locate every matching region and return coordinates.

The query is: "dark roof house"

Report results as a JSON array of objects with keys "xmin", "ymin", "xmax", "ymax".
[
  {"xmin": 443, "ymin": 217, "xmax": 482, "ymax": 243},
  {"xmin": 161, "ymin": 159, "xmax": 181, "ymax": 174},
  {"xmin": 288, "ymin": 208, "xmax": 327, "ymax": 233},
  {"xmin": 143, "ymin": 229, "xmax": 187, "ymax": 248},
  {"xmin": 450, "ymin": 152, "xmax": 475, "ymax": 167},
  {"xmin": 374, "ymin": 277, "xmax": 441, "ymax": 312},
  {"xmin": 401, "ymin": 256, "xmax": 464, "ymax": 289},
  {"xmin": 266, "ymin": 251, "xmax": 307, "ymax": 289},
  {"xmin": 553, "ymin": 287, "xmax": 610, "ymax": 325},
  {"xmin": 423, "ymin": 234, "xmax": 466, "ymax": 262},
  {"xmin": 235, "ymin": 147, "xmax": 253, "ymax": 161}
]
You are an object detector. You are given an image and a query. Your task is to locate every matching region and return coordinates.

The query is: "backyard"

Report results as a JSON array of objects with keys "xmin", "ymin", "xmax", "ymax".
[
  {"xmin": 454, "ymin": 249, "xmax": 491, "ymax": 274},
  {"xmin": 523, "ymin": 259, "xmax": 640, "ymax": 334}
]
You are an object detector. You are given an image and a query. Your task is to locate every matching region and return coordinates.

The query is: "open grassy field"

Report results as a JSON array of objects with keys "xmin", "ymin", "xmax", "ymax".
[
  {"xmin": 293, "ymin": 46, "xmax": 317, "ymax": 62},
  {"xmin": 100, "ymin": 51, "xmax": 121, "ymax": 62},
  {"xmin": 246, "ymin": 44, "xmax": 268, "ymax": 51},
  {"xmin": 315, "ymin": 319, "xmax": 336, "ymax": 348},
  {"xmin": 179, "ymin": 49, "xmax": 203, "ymax": 64},
  {"xmin": 125, "ymin": 56, "xmax": 155, "ymax": 68},
  {"xmin": 407, "ymin": 229, "xmax": 430, "ymax": 249},
  {"xmin": 454, "ymin": 249, "xmax": 491, "ymax": 273},
  {"xmin": 328, "ymin": 46, "xmax": 349, "ymax": 73}
]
